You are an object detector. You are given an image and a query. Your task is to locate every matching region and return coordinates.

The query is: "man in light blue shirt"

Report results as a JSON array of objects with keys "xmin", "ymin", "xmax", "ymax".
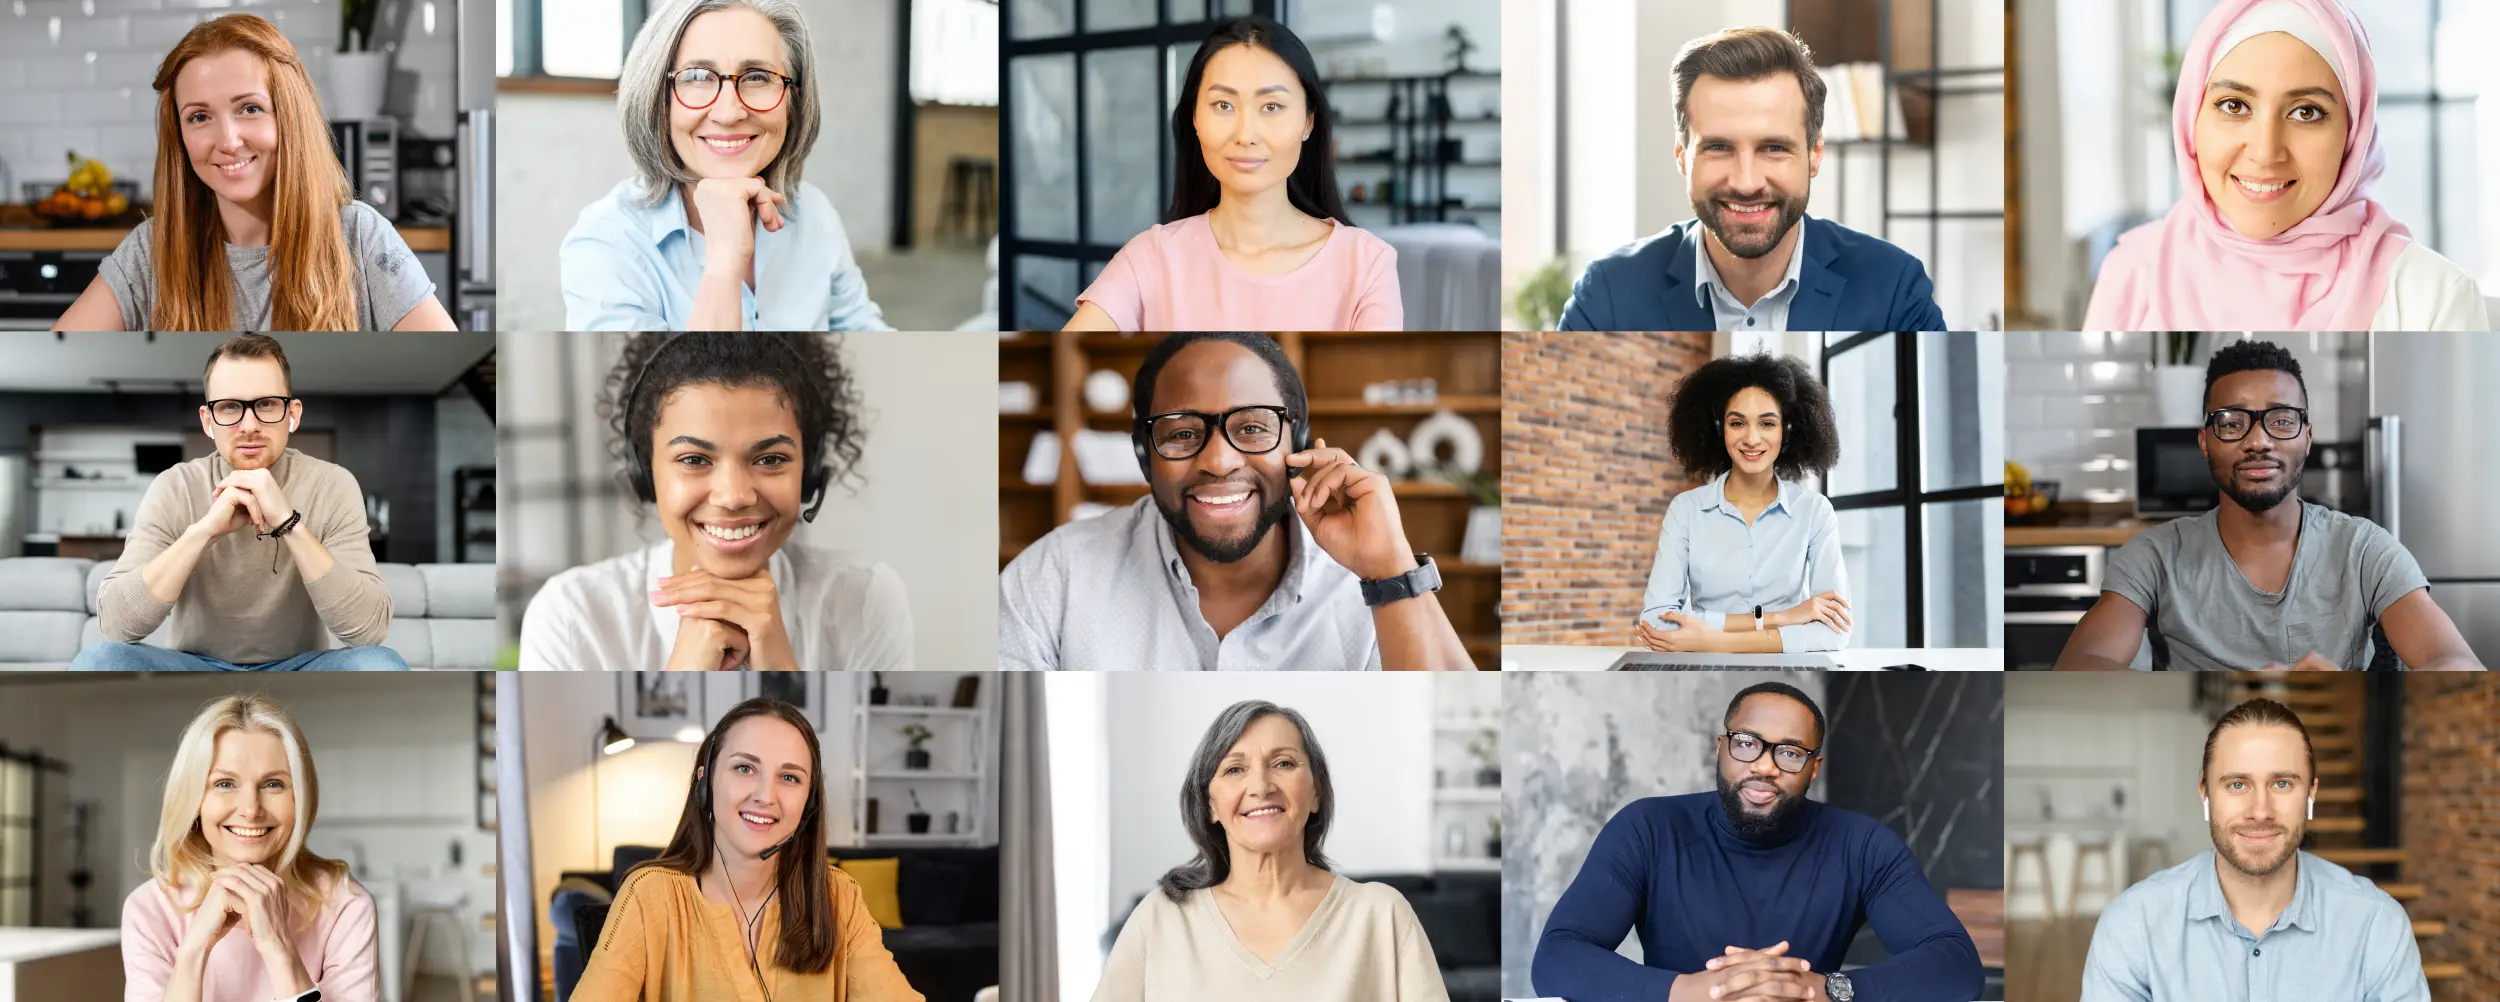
[{"xmin": 2079, "ymin": 698, "xmax": 2429, "ymax": 1002}]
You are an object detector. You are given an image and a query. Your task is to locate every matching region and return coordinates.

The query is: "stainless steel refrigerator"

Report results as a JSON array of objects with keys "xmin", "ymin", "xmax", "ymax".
[
  {"xmin": 2367, "ymin": 333, "xmax": 2500, "ymax": 663},
  {"xmin": 454, "ymin": 0, "xmax": 496, "ymax": 331}
]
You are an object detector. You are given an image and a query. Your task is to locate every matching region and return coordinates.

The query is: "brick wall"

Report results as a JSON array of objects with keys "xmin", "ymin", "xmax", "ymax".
[
  {"xmin": 2401, "ymin": 674, "xmax": 2498, "ymax": 1002},
  {"xmin": 1498, "ymin": 331, "xmax": 1711, "ymax": 646}
]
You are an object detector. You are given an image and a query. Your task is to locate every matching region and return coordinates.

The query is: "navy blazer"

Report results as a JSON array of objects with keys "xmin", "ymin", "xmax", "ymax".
[{"xmin": 1558, "ymin": 215, "xmax": 1948, "ymax": 332}]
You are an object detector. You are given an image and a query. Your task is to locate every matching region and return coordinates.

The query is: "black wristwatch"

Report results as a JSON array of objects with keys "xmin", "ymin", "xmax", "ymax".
[
  {"xmin": 1358, "ymin": 554, "xmax": 1442, "ymax": 607},
  {"xmin": 1825, "ymin": 971, "xmax": 1854, "ymax": 1002}
]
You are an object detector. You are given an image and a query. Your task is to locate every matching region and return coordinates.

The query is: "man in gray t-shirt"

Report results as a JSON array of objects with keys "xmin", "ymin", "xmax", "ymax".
[{"xmin": 2058, "ymin": 340, "xmax": 2480, "ymax": 671}]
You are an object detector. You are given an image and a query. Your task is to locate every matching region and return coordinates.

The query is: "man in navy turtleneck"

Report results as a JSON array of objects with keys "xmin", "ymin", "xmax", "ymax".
[{"xmin": 1532, "ymin": 682, "xmax": 1982, "ymax": 1002}]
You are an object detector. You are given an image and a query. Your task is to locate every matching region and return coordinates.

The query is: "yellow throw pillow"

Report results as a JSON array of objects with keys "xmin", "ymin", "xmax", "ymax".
[{"xmin": 837, "ymin": 857, "xmax": 904, "ymax": 930}]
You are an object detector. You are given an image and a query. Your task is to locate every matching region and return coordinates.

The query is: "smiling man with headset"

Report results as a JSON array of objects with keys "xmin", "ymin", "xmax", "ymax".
[
  {"xmin": 75, "ymin": 333, "xmax": 403, "ymax": 670},
  {"xmin": 997, "ymin": 331, "xmax": 1473, "ymax": 670},
  {"xmin": 518, "ymin": 332, "xmax": 912, "ymax": 670}
]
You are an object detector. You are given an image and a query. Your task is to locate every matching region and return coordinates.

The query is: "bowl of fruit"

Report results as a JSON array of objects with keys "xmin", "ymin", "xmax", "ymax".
[
  {"xmin": 2003, "ymin": 461, "xmax": 2062, "ymax": 523},
  {"xmin": 27, "ymin": 152, "xmax": 138, "ymax": 227}
]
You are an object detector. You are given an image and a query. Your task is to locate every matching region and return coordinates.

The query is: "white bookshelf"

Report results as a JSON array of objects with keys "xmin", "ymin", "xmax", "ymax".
[
  {"xmin": 848, "ymin": 674, "xmax": 999, "ymax": 848},
  {"xmin": 1431, "ymin": 675, "xmax": 1503, "ymax": 873}
]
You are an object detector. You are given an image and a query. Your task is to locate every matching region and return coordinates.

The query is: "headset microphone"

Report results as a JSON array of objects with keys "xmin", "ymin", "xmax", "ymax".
[{"xmin": 758, "ymin": 837, "xmax": 791, "ymax": 861}]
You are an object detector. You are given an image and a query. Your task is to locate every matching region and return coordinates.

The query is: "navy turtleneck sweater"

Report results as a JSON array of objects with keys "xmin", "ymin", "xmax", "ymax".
[{"xmin": 1532, "ymin": 791, "xmax": 1981, "ymax": 1002}]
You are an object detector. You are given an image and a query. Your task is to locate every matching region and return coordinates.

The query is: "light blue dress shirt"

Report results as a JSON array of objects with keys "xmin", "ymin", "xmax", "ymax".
[
  {"xmin": 560, "ymin": 178, "xmax": 893, "ymax": 331},
  {"xmin": 2080, "ymin": 850, "xmax": 2429, "ymax": 1002},
  {"xmin": 1639, "ymin": 471, "xmax": 1848, "ymax": 653},
  {"xmin": 1692, "ymin": 219, "xmax": 1805, "ymax": 332}
]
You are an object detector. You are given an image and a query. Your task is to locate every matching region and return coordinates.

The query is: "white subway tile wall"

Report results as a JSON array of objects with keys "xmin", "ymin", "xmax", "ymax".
[
  {"xmin": 2005, "ymin": 333, "xmax": 2350, "ymax": 504},
  {"xmin": 0, "ymin": 0, "xmax": 339, "ymax": 202}
]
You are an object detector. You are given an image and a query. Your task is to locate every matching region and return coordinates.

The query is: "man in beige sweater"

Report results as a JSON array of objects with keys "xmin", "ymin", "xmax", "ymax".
[{"xmin": 70, "ymin": 334, "xmax": 403, "ymax": 670}]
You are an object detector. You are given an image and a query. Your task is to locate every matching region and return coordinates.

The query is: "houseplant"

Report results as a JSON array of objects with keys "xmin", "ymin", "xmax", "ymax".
[
  {"xmin": 1466, "ymin": 727, "xmax": 1499, "ymax": 788},
  {"xmin": 329, "ymin": 0, "xmax": 390, "ymax": 120},
  {"xmin": 906, "ymin": 790, "xmax": 931, "ymax": 834},
  {"xmin": 902, "ymin": 723, "xmax": 933, "ymax": 770}
]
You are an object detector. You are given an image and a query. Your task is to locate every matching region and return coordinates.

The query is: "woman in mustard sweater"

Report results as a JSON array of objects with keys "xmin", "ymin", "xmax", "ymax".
[{"xmin": 572, "ymin": 698, "xmax": 920, "ymax": 1002}]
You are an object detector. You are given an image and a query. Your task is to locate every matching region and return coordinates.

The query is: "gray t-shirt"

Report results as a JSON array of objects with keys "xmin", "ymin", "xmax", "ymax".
[
  {"xmin": 2104, "ymin": 502, "xmax": 2428, "ymax": 669},
  {"xmin": 99, "ymin": 200, "xmax": 434, "ymax": 330}
]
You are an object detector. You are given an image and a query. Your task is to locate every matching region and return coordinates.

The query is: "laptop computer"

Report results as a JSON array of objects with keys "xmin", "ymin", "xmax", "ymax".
[{"xmin": 1608, "ymin": 651, "xmax": 1844, "ymax": 670}]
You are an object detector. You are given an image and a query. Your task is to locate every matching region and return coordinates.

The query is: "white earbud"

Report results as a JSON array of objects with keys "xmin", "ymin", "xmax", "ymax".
[
  {"xmin": 2307, "ymin": 796, "xmax": 2314, "ymax": 821},
  {"xmin": 2202, "ymin": 799, "xmax": 2209, "ymax": 823},
  {"xmin": 289, "ymin": 416, "xmax": 299, "ymax": 432}
]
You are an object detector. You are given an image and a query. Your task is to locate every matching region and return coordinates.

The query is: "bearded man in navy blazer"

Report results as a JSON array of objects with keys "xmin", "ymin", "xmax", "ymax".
[{"xmin": 1560, "ymin": 27, "xmax": 1947, "ymax": 333}]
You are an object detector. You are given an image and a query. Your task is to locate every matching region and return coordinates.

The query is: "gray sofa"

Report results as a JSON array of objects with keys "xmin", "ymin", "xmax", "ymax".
[{"xmin": 0, "ymin": 557, "xmax": 495, "ymax": 670}]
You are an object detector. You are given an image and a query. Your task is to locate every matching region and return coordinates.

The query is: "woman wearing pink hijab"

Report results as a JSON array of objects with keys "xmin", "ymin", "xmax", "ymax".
[{"xmin": 2085, "ymin": 0, "xmax": 2488, "ymax": 331}]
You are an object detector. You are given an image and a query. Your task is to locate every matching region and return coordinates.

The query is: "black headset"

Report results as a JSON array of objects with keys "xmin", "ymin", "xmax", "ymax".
[{"xmin": 620, "ymin": 333, "xmax": 832, "ymax": 522}]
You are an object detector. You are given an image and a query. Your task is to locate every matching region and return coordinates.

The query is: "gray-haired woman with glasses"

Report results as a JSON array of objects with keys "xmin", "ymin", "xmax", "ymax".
[
  {"xmin": 1093, "ymin": 700, "xmax": 1450, "ymax": 1002},
  {"xmin": 558, "ymin": 0, "xmax": 893, "ymax": 331}
]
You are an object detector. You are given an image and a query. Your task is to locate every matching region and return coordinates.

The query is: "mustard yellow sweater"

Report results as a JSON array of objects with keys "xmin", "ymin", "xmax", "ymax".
[{"xmin": 572, "ymin": 865, "xmax": 923, "ymax": 1002}]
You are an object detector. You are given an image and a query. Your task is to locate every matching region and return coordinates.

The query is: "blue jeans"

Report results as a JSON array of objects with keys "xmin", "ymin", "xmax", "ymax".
[{"xmin": 69, "ymin": 642, "xmax": 410, "ymax": 671}]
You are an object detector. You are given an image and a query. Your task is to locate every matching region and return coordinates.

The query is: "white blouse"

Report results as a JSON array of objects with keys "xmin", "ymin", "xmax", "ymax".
[
  {"xmin": 518, "ymin": 540, "xmax": 913, "ymax": 670},
  {"xmin": 2370, "ymin": 242, "xmax": 2489, "ymax": 331}
]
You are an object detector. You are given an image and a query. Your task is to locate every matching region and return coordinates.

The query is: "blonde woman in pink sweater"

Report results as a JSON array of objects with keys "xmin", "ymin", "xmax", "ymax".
[{"xmin": 121, "ymin": 694, "xmax": 379, "ymax": 1002}]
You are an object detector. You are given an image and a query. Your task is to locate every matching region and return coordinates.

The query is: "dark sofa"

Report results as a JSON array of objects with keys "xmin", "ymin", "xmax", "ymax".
[{"xmin": 550, "ymin": 844, "xmax": 1001, "ymax": 1002}]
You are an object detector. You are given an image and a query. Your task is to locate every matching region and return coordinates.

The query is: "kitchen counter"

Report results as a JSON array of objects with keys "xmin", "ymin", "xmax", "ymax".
[
  {"xmin": 0, "ymin": 214, "xmax": 451, "ymax": 253},
  {"xmin": 2006, "ymin": 522, "xmax": 2157, "ymax": 548},
  {"xmin": 0, "ymin": 927, "xmax": 122, "ymax": 1002}
]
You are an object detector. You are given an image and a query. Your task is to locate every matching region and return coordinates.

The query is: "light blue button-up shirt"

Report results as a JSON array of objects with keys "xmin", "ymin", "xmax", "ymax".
[
  {"xmin": 1693, "ymin": 220, "xmax": 1805, "ymax": 332},
  {"xmin": 2080, "ymin": 850, "xmax": 2429, "ymax": 1002},
  {"xmin": 1638, "ymin": 471, "xmax": 1848, "ymax": 653},
  {"xmin": 560, "ymin": 178, "xmax": 893, "ymax": 331}
]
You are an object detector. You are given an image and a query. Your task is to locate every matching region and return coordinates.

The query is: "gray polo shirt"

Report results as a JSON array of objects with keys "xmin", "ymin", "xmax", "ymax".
[
  {"xmin": 1692, "ymin": 219, "xmax": 1805, "ymax": 332},
  {"xmin": 2079, "ymin": 850, "xmax": 2428, "ymax": 1002},
  {"xmin": 997, "ymin": 496, "xmax": 1381, "ymax": 670},
  {"xmin": 2103, "ymin": 502, "xmax": 2427, "ymax": 669}
]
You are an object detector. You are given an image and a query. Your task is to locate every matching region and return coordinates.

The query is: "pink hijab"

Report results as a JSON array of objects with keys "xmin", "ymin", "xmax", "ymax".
[{"xmin": 2084, "ymin": 0, "xmax": 2409, "ymax": 331}]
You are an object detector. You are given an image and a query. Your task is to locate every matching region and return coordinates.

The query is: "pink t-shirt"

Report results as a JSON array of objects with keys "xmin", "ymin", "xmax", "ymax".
[
  {"xmin": 1078, "ymin": 213, "xmax": 1404, "ymax": 331},
  {"xmin": 122, "ymin": 873, "xmax": 380, "ymax": 1002}
]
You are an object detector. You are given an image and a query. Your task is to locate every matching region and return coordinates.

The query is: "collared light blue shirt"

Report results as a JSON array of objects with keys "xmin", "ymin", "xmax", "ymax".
[
  {"xmin": 1692, "ymin": 219, "xmax": 1806, "ymax": 332},
  {"xmin": 2080, "ymin": 850, "xmax": 2428, "ymax": 1002},
  {"xmin": 560, "ymin": 178, "xmax": 893, "ymax": 331},
  {"xmin": 1639, "ymin": 471, "xmax": 1847, "ymax": 653}
]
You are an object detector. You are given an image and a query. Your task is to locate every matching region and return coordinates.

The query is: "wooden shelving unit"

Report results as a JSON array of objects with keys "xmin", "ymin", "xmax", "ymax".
[{"xmin": 999, "ymin": 332, "xmax": 1502, "ymax": 668}]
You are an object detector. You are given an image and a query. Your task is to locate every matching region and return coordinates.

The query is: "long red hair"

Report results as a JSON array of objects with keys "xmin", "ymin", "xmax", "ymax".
[{"xmin": 149, "ymin": 14, "xmax": 357, "ymax": 331}]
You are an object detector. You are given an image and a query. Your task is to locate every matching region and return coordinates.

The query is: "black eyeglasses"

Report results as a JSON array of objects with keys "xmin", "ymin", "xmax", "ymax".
[
  {"xmin": 2205, "ymin": 406, "xmax": 2308, "ymax": 442},
  {"xmin": 1141, "ymin": 405, "xmax": 1296, "ymax": 461},
  {"xmin": 670, "ymin": 66, "xmax": 797, "ymax": 113},
  {"xmin": 1724, "ymin": 730, "xmax": 1819, "ymax": 773},
  {"xmin": 205, "ymin": 396, "xmax": 295, "ymax": 426}
]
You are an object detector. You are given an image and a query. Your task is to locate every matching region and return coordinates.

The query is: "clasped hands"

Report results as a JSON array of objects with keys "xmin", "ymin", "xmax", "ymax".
[
  {"xmin": 1636, "ymin": 592, "xmax": 1851, "ymax": 652},
  {"xmin": 192, "ymin": 468, "xmax": 296, "ymax": 539},
  {"xmin": 177, "ymin": 862, "xmax": 314, "ymax": 995},
  {"xmin": 1681, "ymin": 941, "xmax": 1827, "ymax": 1002},
  {"xmin": 654, "ymin": 568, "xmax": 797, "ymax": 671}
]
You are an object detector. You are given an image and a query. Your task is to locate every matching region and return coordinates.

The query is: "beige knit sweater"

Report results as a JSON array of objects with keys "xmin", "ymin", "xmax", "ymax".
[{"xmin": 97, "ymin": 448, "xmax": 393, "ymax": 664}]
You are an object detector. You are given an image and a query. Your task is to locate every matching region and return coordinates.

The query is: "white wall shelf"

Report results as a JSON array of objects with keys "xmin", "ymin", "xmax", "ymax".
[{"xmin": 848, "ymin": 673, "xmax": 998, "ymax": 847}]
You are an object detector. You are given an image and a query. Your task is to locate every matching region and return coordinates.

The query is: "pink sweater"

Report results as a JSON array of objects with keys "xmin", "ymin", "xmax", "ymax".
[
  {"xmin": 122, "ymin": 875, "xmax": 379, "ymax": 1002},
  {"xmin": 1078, "ymin": 213, "xmax": 1404, "ymax": 331}
]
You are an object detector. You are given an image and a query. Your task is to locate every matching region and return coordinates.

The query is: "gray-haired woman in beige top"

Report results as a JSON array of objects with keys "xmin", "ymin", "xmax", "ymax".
[{"xmin": 1093, "ymin": 700, "xmax": 1449, "ymax": 1002}]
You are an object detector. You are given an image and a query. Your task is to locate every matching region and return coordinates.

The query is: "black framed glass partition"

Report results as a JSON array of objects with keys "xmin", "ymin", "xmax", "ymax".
[
  {"xmin": 1821, "ymin": 332, "xmax": 2006, "ymax": 648},
  {"xmin": 1000, "ymin": 0, "xmax": 1273, "ymax": 330}
]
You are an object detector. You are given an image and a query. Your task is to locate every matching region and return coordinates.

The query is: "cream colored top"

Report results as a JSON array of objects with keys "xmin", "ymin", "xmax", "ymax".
[
  {"xmin": 1091, "ymin": 875, "xmax": 1449, "ymax": 1002},
  {"xmin": 2369, "ymin": 242, "xmax": 2489, "ymax": 331}
]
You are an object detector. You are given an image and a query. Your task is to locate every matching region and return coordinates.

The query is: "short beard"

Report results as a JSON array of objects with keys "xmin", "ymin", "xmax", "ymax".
[
  {"xmin": 2211, "ymin": 817, "xmax": 2302, "ymax": 879},
  {"xmin": 1716, "ymin": 772, "xmax": 1805, "ymax": 841},
  {"xmin": 1693, "ymin": 183, "xmax": 1810, "ymax": 260},
  {"xmin": 2214, "ymin": 460, "xmax": 2304, "ymax": 514},
  {"xmin": 1154, "ymin": 487, "xmax": 1293, "ymax": 564}
]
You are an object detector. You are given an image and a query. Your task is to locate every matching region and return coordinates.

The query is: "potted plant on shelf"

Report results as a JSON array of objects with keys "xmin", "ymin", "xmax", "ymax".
[
  {"xmin": 868, "ymin": 671, "xmax": 890, "ymax": 706},
  {"xmin": 1485, "ymin": 815, "xmax": 1501, "ymax": 858},
  {"xmin": 901, "ymin": 723, "xmax": 933, "ymax": 770},
  {"xmin": 330, "ymin": 0, "xmax": 390, "ymax": 120},
  {"xmin": 1467, "ymin": 728, "xmax": 1499, "ymax": 788},
  {"xmin": 2153, "ymin": 332, "xmax": 2204, "ymax": 427},
  {"xmin": 906, "ymin": 790, "xmax": 931, "ymax": 834},
  {"xmin": 1424, "ymin": 463, "xmax": 1503, "ymax": 568}
]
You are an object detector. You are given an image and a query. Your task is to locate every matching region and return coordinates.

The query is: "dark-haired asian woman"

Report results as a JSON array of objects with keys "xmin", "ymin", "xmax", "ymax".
[
  {"xmin": 573, "ymin": 698, "xmax": 921, "ymax": 1002},
  {"xmin": 1093, "ymin": 700, "xmax": 1446, "ymax": 1002},
  {"xmin": 1062, "ymin": 16, "xmax": 1402, "ymax": 332},
  {"xmin": 1635, "ymin": 353, "xmax": 1852, "ymax": 654}
]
